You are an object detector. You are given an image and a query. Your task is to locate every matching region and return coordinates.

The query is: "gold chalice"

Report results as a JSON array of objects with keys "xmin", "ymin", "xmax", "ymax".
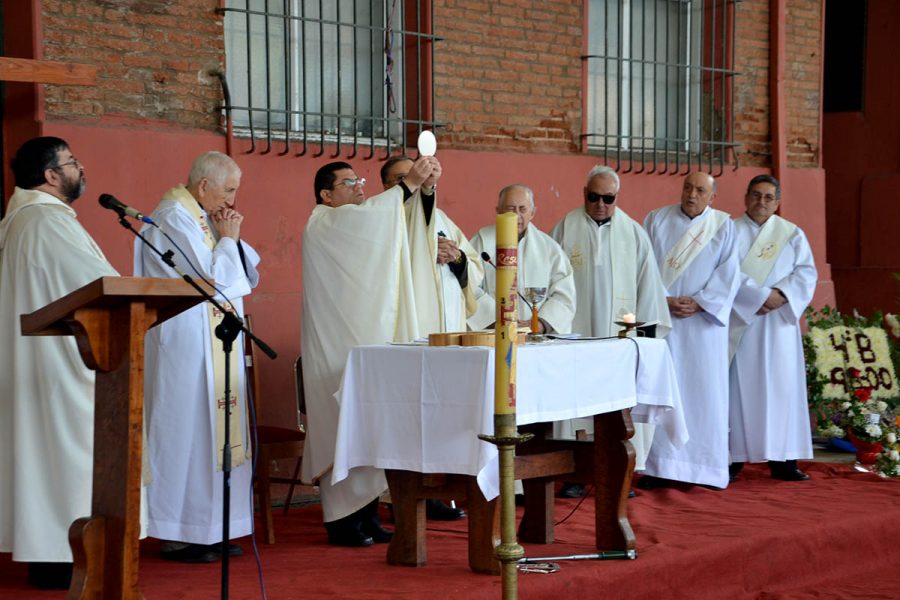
[{"xmin": 523, "ymin": 287, "xmax": 547, "ymax": 335}]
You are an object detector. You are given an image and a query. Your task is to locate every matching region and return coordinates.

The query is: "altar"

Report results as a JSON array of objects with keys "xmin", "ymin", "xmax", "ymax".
[{"xmin": 332, "ymin": 337, "xmax": 686, "ymax": 572}]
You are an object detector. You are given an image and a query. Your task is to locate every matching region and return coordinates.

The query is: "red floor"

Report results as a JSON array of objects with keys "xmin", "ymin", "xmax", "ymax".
[{"xmin": 3, "ymin": 462, "xmax": 900, "ymax": 599}]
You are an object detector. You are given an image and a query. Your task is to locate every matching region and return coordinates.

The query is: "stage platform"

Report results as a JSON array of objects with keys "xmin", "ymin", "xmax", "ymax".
[{"xmin": 2, "ymin": 461, "xmax": 899, "ymax": 599}]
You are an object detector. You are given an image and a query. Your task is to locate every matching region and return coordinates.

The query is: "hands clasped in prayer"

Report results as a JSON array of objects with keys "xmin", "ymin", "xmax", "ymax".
[
  {"xmin": 212, "ymin": 207, "xmax": 243, "ymax": 241},
  {"xmin": 756, "ymin": 289, "xmax": 787, "ymax": 315},
  {"xmin": 436, "ymin": 236, "xmax": 462, "ymax": 265},
  {"xmin": 667, "ymin": 296, "xmax": 702, "ymax": 318}
]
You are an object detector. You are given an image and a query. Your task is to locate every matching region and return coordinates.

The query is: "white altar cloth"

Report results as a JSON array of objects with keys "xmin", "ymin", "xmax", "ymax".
[{"xmin": 332, "ymin": 337, "xmax": 686, "ymax": 500}]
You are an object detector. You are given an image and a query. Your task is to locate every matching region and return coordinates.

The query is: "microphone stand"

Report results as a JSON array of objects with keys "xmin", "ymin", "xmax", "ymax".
[{"xmin": 117, "ymin": 215, "xmax": 276, "ymax": 600}]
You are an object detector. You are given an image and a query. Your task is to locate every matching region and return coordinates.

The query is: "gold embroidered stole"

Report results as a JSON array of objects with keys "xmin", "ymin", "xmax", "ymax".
[
  {"xmin": 740, "ymin": 214, "xmax": 796, "ymax": 286},
  {"xmin": 729, "ymin": 214, "xmax": 797, "ymax": 361},
  {"xmin": 163, "ymin": 185, "xmax": 245, "ymax": 470},
  {"xmin": 659, "ymin": 208, "xmax": 730, "ymax": 289}
]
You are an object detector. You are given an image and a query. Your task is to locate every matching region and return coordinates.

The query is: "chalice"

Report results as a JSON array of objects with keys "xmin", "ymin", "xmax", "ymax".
[{"xmin": 523, "ymin": 287, "xmax": 547, "ymax": 334}]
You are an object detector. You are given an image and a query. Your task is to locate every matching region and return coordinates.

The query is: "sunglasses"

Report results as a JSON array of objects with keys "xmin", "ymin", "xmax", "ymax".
[{"xmin": 586, "ymin": 191, "xmax": 616, "ymax": 205}]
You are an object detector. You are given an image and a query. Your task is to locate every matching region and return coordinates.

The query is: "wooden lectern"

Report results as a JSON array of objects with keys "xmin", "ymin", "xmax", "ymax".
[{"xmin": 21, "ymin": 276, "xmax": 210, "ymax": 600}]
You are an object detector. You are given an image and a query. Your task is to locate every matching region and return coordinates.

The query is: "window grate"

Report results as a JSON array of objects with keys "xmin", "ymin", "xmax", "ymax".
[
  {"xmin": 583, "ymin": 0, "xmax": 739, "ymax": 176},
  {"xmin": 218, "ymin": 0, "xmax": 440, "ymax": 159}
]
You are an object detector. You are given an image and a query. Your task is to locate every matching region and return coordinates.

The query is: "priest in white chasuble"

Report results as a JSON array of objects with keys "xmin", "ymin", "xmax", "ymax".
[
  {"xmin": 728, "ymin": 175, "xmax": 817, "ymax": 482},
  {"xmin": 640, "ymin": 171, "xmax": 740, "ymax": 490},
  {"xmin": 549, "ymin": 165, "xmax": 670, "ymax": 494},
  {"xmin": 135, "ymin": 151, "xmax": 260, "ymax": 563},
  {"xmin": 0, "ymin": 137, "xmax": 117, "ymax": 589},
  {"xmin": 302, "ymin": 158, "xmax": 434, "ymax": 546},
  {"xmin": 381, "ymin": 156, "xmax": 483, "ymax": 335},
  {"xmin": 468, "ymin": 184, "xmax": 575, "ymax": 334}
]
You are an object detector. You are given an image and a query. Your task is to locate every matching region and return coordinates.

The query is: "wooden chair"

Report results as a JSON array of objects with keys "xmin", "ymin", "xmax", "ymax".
[{"xmin": 244, "ymin": 314, "xmax": 306, "ymax": 544}]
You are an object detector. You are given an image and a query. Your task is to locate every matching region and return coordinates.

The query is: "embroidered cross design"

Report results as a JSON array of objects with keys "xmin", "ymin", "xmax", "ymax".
[{"xmin": 666, "ymin": 231, "xmax": 703, "ymax": 270}]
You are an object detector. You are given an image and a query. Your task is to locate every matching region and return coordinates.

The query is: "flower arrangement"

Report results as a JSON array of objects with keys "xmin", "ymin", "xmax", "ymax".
[{"xmin": 804, "ymin": 306, "xmax": 900, "ymax": 477}]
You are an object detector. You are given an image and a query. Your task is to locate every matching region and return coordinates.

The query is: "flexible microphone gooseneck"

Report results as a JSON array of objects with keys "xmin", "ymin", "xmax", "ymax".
[{"xmin": 480, "ymin": 251, "xmax": 531, "ymax": 307}]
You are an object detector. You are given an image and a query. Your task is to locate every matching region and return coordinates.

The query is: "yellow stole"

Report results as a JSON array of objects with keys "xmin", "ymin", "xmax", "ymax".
[{"xmin": 163, "ymin": 185, "xmax": 245, "ymax": 470}]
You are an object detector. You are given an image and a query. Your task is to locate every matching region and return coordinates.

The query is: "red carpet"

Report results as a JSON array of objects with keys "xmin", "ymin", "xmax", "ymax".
[{"xmin": 3, "ymin": 462, "xmax": 900, "ymax": 599}]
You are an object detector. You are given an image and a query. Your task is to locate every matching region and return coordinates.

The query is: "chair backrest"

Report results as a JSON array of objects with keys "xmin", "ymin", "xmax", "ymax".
[{"xmin": 293, "ymin": 355, "xmax": 306, "ymax": 433}]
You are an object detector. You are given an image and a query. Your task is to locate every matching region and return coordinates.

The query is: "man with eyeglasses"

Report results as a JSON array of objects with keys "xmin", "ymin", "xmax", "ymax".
[
  {"xmin": 135, "ymin": 151, "xmax": 261, "ymax": 563},
  {"xmin": 728, "ymin": 175, "xmax": 817, "ymax": 483},
  {"xmin": 302, "ymin": 157, "xmax": 437, "ymax": 547},
  {"xmin": 0, "ymin": 137, "xmax": 118, "ymax": 589},
  {"xmin": 639, "ymin": 171, "xmax": 740, "ymax": 490},
  {"xmin": 549, "ymin": 165, "xmax": 670, "ymax": 497},
  {"xmin": 469, "ymin": 184, "xmax": 575, "ymax": 335},
  {"xmin": 380, "ymin": 156, "xmax": 483, "ymax": 336}
]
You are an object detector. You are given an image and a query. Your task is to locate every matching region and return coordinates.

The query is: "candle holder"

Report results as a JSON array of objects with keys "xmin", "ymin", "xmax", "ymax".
[{"xmin": 615, "ymin": 320, "xmax": 645, "ymax": 338}]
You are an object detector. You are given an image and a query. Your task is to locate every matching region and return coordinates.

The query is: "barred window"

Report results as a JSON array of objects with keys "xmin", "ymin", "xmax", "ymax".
[
  {"xmin": 584, "ymin": 0, "xmax": 737, "ymax": 174},
  {"xmin": 221, "ymin": 0, "xmax": 438, "ymax": 156}
]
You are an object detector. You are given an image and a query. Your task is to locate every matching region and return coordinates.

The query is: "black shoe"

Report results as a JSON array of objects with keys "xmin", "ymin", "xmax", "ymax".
[
  {"xmin": 635, "ymin": 475, "xmax": 670, "ymax": 490},
  {"xmin": 160, "ymin": 543, "xmax": 219, "ymax": 563},
  {"xmin": 326, "ymin": 524, "xmax": 374, "ymax": 547},
  {"xmin": 729, "ymin": 462, "xmax": 744, "ymax": 483},
  {"xmin": 27, "ymin": 562, "xmax": 73, "ymax": 590},
  {"xmin": 425, "ymin": 499, "xmax": 466, "ymax": 521},
  {"xmin": 207, "ymin": 542, "xmax": 243, "ymax": 556},
  {"xmin": 769, "ymin": 460, "xmax": 810, "ymax": 481},
  {"xmin": 559, "ymin": 483, "xmax": 586, "ymax": 498},
  {"xmin": 361, "ymin": 520, "xmax": 394, "ymax": 543}
]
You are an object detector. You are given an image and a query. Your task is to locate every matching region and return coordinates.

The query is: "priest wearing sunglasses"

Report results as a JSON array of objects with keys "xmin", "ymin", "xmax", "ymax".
[{"xmin": 549, "ymin": 165, "xmax": 671, "ymax": 496}]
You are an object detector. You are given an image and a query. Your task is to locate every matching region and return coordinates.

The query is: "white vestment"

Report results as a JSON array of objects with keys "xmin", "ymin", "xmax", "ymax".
[
  {"xmin": 468, "ymin": 222, "xmax": 575, "ymax": 333},
  {"xmin": 301, "ymin": 187, "xmax": 419, "ymax": 521},
  {"xmin": 550, "ymin": 207, "xmax": 672, "ymax": 468},
  {"xmin": 134, "ymin": 192, "xmax": 260, "ymax": 544},
  {"xmin": 405, "ymin": 193, "xmax": 483, "ymax": 334},
  {"xmin": 729, "ymin": 214, "xmax": 817, "ymax": 463},
  {"xmin": 0, "ymin": 188, "xmax": 118, "ymax": 562},
  {"xmin": 643, "ymin": 204, "xmax": 739, "ymax": 488}
]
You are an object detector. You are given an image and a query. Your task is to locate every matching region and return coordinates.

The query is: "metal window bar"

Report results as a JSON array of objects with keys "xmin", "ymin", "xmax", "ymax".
[
  {"xmin": 218, "ymin": 0, "xmax": 442, "ymax": 159},
  {"xmin": 583, "ymin": 0, "xmax": 739, "ymax": 177}
]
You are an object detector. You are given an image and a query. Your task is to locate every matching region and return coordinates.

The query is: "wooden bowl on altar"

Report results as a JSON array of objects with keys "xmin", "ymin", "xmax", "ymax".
[{"xmin": 428, "ymin": 330, "xmax": 529, "ymax": 347}]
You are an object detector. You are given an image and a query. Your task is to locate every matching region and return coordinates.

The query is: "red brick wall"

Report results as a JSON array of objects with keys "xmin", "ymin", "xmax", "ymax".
[
  {"xmin": 38, "ymin": 0, "xmax": 823, "ymax": 171},
  {"xmin": 733, "ymin": 0, "xmax": 823, "ymax": 169},
  {"xmin": 41, "ymin": 0, "xmax": 223, "ymax": 129},
  {"xmin": 433, "ymin": 0, "xmax": 583, "ymax": 153}
]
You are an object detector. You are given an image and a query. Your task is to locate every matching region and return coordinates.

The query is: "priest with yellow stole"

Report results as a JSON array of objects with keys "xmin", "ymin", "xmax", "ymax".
[{"xmin": 136, "ymin": 151, "xmax": 260, "ymax": 563}]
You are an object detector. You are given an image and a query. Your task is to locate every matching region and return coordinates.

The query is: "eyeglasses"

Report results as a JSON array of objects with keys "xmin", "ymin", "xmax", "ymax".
[
  {"xmin": 586, "ymin": 191, "xmax": 616, "ymax": 205},
  {"xmin": 748, "ymin": 191, "xmax": 777, "ymax": 202},
  {"xmin": 51, "ymin": 158, "xmax": 81, "ymax": 171},
  {"xmin": 334, "ymin": 177, "xmax": 366, "ymax": 189}
]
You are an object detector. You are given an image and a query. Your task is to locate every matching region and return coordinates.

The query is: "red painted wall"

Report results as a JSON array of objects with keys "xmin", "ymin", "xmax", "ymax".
[
  {"xmin": 43, "ymin": 121, "xmax": 833, "ymax": 427},
  {"xmin": 823, "ymin": 0, "xmax": 900, "ymax": 314}
]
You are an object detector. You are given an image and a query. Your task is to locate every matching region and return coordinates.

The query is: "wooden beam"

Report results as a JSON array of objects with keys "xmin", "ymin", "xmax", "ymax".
[{"xmin": 0, "ymin": 56, "xmax": 96, "ymax": 85}]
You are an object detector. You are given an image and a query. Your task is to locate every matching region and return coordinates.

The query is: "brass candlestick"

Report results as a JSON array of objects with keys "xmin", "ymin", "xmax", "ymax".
[{"xmin": 615, "ymin": 319, "xmax": 645, "ymax": 338}]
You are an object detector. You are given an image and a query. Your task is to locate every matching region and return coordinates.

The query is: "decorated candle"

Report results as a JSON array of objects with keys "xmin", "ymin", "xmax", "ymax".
[{"xmin": 494, "ymin": 212, "xmax": 518, "ymax": 415}]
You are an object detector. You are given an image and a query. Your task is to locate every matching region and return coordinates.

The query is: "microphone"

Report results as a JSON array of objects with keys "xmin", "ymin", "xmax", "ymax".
[
  {"xmin": 99, "ymin": 194, "xmax": 154, "ymax": 224},
  {"xmin": 480, "ymin": 251, "xmax": 531, "ymax": 307}
]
